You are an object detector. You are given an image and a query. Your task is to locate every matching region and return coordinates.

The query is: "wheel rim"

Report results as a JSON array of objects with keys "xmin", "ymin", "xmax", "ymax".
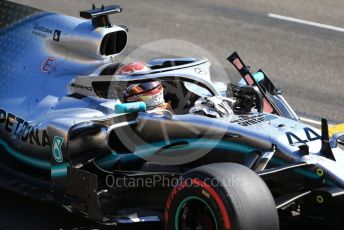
[{"xmin": 175, "ymin": 196, "xmax": 218, "ymax": 230}]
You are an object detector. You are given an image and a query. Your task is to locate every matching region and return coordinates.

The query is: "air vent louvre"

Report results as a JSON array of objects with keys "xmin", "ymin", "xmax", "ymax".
[{"xmin": 231, "ymin": 114, "xmax": 277, "ymax": 126}]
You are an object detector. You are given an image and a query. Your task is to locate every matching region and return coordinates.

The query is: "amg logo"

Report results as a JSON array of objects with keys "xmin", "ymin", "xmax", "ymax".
[
  {"xmin": 71, "ymin": 83, "xmax": 93, "ymax": 91},
  {"xmin": 0, "ymin": 109, "xmax": 49, "ymax": 147}
]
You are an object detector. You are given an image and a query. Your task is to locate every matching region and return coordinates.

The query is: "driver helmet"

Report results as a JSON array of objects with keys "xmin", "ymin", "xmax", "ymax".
[{"xmin": 116, "ymin": 62, "xmax": 165, "ymax": 108}]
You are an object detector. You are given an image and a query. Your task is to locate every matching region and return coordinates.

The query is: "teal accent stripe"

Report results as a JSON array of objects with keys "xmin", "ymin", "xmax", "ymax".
[
  {"xmin": 95, "ymin": 152, "xmax": 118, "ymax": 169},
  {"xmin": 0, "ymin": 138, "xmax": 51, "ymax": 170},
  {"xmin": 175, "ymin": 196, "xmax": 218, "ymax": 230},
  {"xmin": 270, "ymin": 158, "xmax": 339, "ymax": 186},
  {"xmin": 95, "ymin": 139, "xmax": 255, "ymax": 169},
  {"xmin": 51, "ymin": 162, "xmax": 70, "ymax": 177},
  {"xmin": 135, "ymin": 138, "xmax": 256, "ymax": 157},
  {"xmin": 206, "ymin": 139, "xmax": 255, "ymax": 153},
  {"xmin": 270, "ymin": 158, "xmax": 319, "ymax": 179}
]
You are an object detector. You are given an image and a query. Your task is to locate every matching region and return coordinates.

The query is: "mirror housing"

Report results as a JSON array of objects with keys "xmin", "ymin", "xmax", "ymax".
[{"xmin": 331, "ymin": 132, "xmax": 344, "ymax": 148}]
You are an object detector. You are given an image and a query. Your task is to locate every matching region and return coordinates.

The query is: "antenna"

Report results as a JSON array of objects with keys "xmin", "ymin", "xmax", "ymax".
[{"xmin": 80, "ymin": 4, "xmax": 123, "ymax": 28}]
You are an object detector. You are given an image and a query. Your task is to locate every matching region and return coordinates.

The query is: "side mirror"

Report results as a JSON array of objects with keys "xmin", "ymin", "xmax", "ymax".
[
  {"xmin": 331, "ymin": 132, "xmax": 344, "ymax": 148},
  {"xmin": 339, "ymin": 136, "xmax": 344, "ymax": 145}
]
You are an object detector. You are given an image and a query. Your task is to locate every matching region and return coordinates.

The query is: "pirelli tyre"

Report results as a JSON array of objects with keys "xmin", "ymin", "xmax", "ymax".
[{"xmin": 164, "ymin": 163, "xmax": 279, "ymax": 230}]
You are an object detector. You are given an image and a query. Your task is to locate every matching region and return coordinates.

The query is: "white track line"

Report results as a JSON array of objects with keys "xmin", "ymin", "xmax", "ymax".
[
  {"xmin": 268, "ymin": 13, "xmax": 344, "ymax": 33},
  {"xmin": 299, "ymin": 117, "xmax": 322, "ymax": 126},
  {"xmin": 299, "ymin": 117, "xmax": 335, "ymax": 127}
]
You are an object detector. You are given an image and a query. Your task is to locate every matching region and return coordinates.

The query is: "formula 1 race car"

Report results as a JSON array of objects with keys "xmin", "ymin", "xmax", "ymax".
[{"xmin": 1, "ymin": 1, "xmax": 344, "ymax": 230}]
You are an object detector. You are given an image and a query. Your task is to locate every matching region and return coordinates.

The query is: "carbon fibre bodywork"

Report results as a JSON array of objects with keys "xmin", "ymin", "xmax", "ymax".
[{"xmin": 1, "ymin": 1, "xmax": 344, "ymax": 227}]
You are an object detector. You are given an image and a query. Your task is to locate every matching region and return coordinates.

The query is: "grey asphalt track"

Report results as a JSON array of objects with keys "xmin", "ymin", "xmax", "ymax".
[{"xmin": 1, "ymin": 0, "xmax": 344, "ymax": 229}]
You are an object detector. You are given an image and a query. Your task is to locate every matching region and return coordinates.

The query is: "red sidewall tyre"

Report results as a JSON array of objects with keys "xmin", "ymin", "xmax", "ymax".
[{"xmin": 164, "ymin": 163, "xmax": 279, "ymax": 230}]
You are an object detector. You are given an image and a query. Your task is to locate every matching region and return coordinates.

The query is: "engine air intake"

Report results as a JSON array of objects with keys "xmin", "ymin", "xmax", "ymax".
[{"xmin": 100, "ymin": 31, "xmax": 127, "ymax": 55}]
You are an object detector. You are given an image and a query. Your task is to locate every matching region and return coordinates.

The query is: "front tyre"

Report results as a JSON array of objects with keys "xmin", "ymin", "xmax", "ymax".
[{"xmin": 164, "ymin": 163, "xmax": 279, "ymax": 230}]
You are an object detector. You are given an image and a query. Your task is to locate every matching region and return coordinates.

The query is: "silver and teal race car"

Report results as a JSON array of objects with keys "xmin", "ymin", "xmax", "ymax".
[{"xmin": 1, "ymin": 1, "xmax": 344, "ymax": 229}]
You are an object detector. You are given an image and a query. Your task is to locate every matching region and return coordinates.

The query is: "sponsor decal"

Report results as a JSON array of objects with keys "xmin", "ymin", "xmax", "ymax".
[
  {"xmin": 32, "ymin": 24, "xmax": 53, "ymax": 38},
  {"xmin": 0, "ymin": 108, "xmax": 49, "ymax": 147},
  {"xmin": 32, "ymin": 24, "xmax": 62, "ymax": 41},
  {"xmin": 53, "ymin": 30, "xmax": 61, "ymax": 42},
  {"xmin": 52, "ymin": 136, "xmax": 64, "ymax": 163},
  {"xmin": 71, "ymin": 83, "xmax": 93, "ymax": 91},
  {"xmin": 286, "ymin": 128, "xmax": 321, "ymax": 145},
  {"xmin": 33, "ymin": 24, "xmax": 53, "ymax": 34},
  {"xmin": 41, "ymin": 57, "xmax": 56, "ymax": 73}
]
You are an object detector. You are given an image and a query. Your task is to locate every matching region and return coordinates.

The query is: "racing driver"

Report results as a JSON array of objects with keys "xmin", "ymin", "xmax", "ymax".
[{"xmin": 116, "ymin": 61, "xmax": 234, "ymax": 118}]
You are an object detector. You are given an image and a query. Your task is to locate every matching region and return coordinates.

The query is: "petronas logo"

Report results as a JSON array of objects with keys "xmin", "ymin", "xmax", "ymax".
[{"xmin": 52, "ymin": 136, "xmax": 64, "ymax": 162}]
